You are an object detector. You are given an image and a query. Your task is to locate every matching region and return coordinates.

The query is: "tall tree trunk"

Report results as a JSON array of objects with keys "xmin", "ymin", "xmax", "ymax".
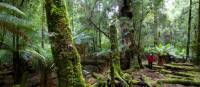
[
  {"xmin": 45, "ymin": 0, "xmax": 86, "ymax": 87},
  {"xmin": 153, "ymin": 0, "xmax": 159, "ymax": 46},
  {"xmin": 41, "ymin": 5, "xmax": 45, "ymax": 48},
  {"xmin": 12, "ymin": 0, "xmax": 24, "ymax": 84},
  {"xmin": 99, "ymin": 20, "xmax": 102, "ymax": 49},
  {"xmin": 196, "ymin": 0, "xmax": 200, "ymax": 65},
  {"xmin": 137, "ymin": 0, "xmax": 144, "ymax": 68},
  {"xmin": 186, "ymin": 0, "xmax": 192, "ymax": 60},
  {"xmin": 120, "ymin": 0, "xmax": 133, "ymax": 70},
  {"xmin": 109, "ymin": 25, "xmax": 125, "ymax": 87}
]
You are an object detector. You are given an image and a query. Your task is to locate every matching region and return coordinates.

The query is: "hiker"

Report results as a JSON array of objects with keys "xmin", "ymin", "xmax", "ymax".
[{"xmin": 147, "ymin": 53, "xmax": 156, "ymax": 69}]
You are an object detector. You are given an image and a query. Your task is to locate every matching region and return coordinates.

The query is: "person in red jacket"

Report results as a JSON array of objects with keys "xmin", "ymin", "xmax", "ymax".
[{"xmin": 147, "ymin": 53, "xmax": 156, "ymax": 69}]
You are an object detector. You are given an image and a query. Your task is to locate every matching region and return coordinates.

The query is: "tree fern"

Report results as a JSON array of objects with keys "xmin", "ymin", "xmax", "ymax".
[
  {"xmin": 0, "ymin": 2, "xmax": 26, "ymax": 17},
  {"xmin": 0, "ymin": 2, "xmax": 33, "ymax": 40},
  {"xmin": 0, "ymin": 14, "xmax": 33, "ymax": 39}
]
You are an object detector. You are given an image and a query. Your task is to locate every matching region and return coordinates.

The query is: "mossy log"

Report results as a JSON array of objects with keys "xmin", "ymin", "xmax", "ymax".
[
  {"xmin": 160, "ymin": 69, "xmax": 195, "ymax": 77},
  {"xmin": 171, "ymin": 63, "xmax": 194, "ymax": 66},
  {"xmin": 164, "ymin": 64, "xmax": 200, "ymax": 71},
  {"xmin": 160, "ymin": 69, "xmax": 196, "ymax": 78},
  {"xmin": 166, "ymin": 74, "xmax": 194, "ymax": 80},
  {"xmin": 157, "ymin": 79, "xmax": 200, "ymax": 86}
]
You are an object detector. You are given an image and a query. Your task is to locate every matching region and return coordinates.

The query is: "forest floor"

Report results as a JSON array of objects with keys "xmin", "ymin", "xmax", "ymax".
[
  {"xmin": 86, "ymin": 61, "xmax": 200, "ymax": 87},
  {"xmin": 0, "ymin": 61, "xmax": 199, "ymax": 87},
  {"xmin": 126, "ymin": 62, "xmax": 200, "ymax": 87}
]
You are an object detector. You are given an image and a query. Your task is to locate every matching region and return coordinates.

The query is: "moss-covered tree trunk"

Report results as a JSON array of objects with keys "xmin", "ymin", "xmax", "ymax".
[
  {"xmin": 110, "ymin": 25, "xmax": 121, "ymax": 87},
  {"xmin": 109, "ymin": 25, "xmax": 128, "ymax": 87},
  {"xmin": 137, "ymin": 0, "xmax": 144, "ymax": 68},
  {"xmin": 45, "ymin": 0, "xmax": 86, "ymax": 87}
]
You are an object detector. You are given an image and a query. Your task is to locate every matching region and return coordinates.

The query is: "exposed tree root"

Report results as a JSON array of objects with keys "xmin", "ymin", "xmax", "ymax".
[{"xmin": 92, "ymin": 69, "xmax": 151, "ymax": 87}]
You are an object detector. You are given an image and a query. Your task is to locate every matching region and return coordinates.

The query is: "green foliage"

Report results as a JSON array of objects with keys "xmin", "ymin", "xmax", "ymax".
[
  {"xmin": 144, "ymin": 43, "xmax": 172, "ymax": 55},
  {"xmin": 0, "ymin": 2, "xmax": 25, "ymax": 17},
  {"xmin": 144, "ymin": 43, "xmax": 186, "ymax": 58},
  {"xmin": 0, "ymin": 2, "xmax": 33, "ymax": 40}
]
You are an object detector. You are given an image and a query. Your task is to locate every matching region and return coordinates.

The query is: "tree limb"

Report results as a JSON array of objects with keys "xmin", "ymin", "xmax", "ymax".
[
  {"xmin": 88, "ymin": 0, "xmax": 110, "ymax": 38},
  {"xmin": 88, "ymin": 18, "xmax": 110, "ymax": 38}
]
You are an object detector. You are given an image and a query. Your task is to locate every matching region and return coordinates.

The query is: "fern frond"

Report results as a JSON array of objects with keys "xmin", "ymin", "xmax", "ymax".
[
  {"xmin": 20, "ymin": 49, "xmax": 47, "ymax": 71},
  {"xmin": 0, "ymin": 14, "xmax": 34, "ymax": 40},
  {"xmin": 0, "ymin": 2, "xmax": 26, "ymax": 17},
  {"xmin": 0, "ymin": 41, "xmax": 13, "ymax": 51},
  {"xmin": 0, "ymin": 49, "xmax": 13, "ymax": 63}
]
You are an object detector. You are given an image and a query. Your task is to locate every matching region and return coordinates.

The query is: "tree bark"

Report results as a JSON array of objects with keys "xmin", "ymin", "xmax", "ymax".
[
  {"xmin": 45, "ymin": 0, "xmax": 86, "ymax": 87},
  {"xmin": 137, "ymin": 0, "xmax": 144, "ymax": 68},
  {"xmin": 186, "ymin": 0, "xmax": 192, "ymax": 60},
  {"xmin": 109, "ymin": 25, "xmax": 123, "ymax": 87},
  {"xmin": 153, "ymin": 0, "xmax": 159, "ymax": 46},
  {"xmin": 196, "ymin": 0, "xmax": 200, "ymax": 65},
  {"xmin": 119, "ymin": 0, "xmax": 133, "ymax": 70},
  {"xmin": 41, "ymin": 5, "xmax": 45, "ymax": 48}
]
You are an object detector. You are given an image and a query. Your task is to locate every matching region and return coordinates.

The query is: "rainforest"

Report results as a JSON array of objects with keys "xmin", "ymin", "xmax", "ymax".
[{"xmin": 0, "ymin": 0, "xmax": 200, "ymax": 87}]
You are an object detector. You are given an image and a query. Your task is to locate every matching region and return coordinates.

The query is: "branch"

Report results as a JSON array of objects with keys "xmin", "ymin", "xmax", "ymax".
[
  {"xmin": 88, "ymin": 18, "xmax": 110, "ymax": 38},
  {"xmin": 20, "ymin": 0, "xmax": 25, "ymax": 6},
  {"xmin": 88, "ymin": 0, "xmax": 110, "ymax": 38}
]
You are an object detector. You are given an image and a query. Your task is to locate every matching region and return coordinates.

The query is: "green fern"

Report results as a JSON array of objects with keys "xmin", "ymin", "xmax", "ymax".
[
  {"xmin": 0, "ymin": 2, "xmax": 33, "ymax": 40},
  {"xmin": 0, "ymin": 2, "xmax": 26, "ymax": 17}
]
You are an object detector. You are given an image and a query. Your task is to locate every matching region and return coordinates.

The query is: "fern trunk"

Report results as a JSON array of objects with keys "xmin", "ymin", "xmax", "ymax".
[{"xmin": 45, "ymin": 0, "xmax": 86, "ymax": 87}]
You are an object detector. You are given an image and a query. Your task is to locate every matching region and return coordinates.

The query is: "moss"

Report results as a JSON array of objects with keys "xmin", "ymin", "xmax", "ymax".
[
  {"xmin": 143, "ymin": 75, "xmax": 154, "ymax": 87},
  {"xmin": 164, "ymin": 64, "xmax": 200, "ymax": 71},
  {"xmin": 45, "ymin": 0, "xmax": 86, "ymax": 87},
  {"xmin": 160, "ymin": 69, "xmax": 196, "ymax": 77},
  {"xmin": 157, "ymin": 79, "xmax": 200, "ymax": 86},
  {"xmin": 171, "ymin": 63, "xmax": 193, "ymax": 66},
  {"xmin": 109, "ymin": 25, "xmax": 131, "ymax": 87},
  {"xmin": 131, "ymin": 80, "xmax": 140, "ymax": 84},
  {"xmin": 165, "ymin": 74, "xmax": 194, "ymax": 80}
]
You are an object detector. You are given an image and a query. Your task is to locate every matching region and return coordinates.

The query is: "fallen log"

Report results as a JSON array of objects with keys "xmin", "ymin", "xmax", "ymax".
[
  {"xmin": 160, "ymin": 69, "xmax": 195, "ymax": 77},
  {"xmin": 171, "ymin": 63, "xmax": 194, "ymax": 66},
  {"xmin": 157, "ymin": 79, "xmax": 200, "ymax": 86},
  {"xmin": 164, "ymin": 64, "xmax": 200, "ymax": 71}
]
